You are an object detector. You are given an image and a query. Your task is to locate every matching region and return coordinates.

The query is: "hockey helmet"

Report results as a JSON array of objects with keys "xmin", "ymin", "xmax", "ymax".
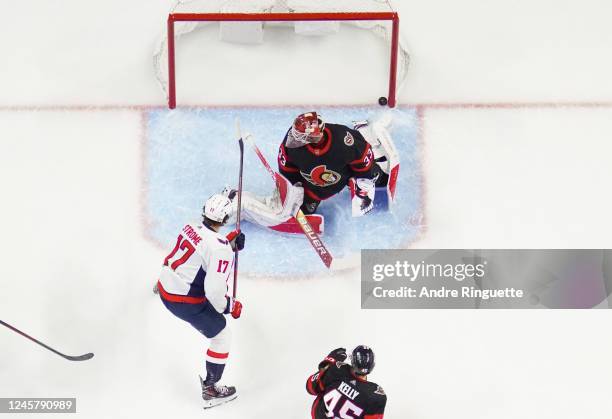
[
  {"xmin": 286, "ymin": 112, "xmax": 325, "ymax": 148},
  {"xmin": 350, "ymin": 345, "xmax": 375, "ymax": 376},
  {"xmin": 203, "ymin": 193, "xmax": 233, "ymax": 224}
]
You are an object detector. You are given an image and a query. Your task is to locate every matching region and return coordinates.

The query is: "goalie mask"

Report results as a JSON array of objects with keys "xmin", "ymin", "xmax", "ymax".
[
  {"xmin": 202, "ymin": 193, "xmax": 233, "ymax": 224},
  {"xmin": 286, "ymin": 112, "xmax": 325, "ymax": 148}
]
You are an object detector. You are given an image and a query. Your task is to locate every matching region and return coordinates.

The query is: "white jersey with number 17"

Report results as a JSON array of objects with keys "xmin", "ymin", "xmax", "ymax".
[{"xmin": 158, "ymin": 222, "xmax": 235, "ymax": 313}]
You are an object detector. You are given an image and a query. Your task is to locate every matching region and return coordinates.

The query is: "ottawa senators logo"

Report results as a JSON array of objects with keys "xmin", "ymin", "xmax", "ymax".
[{"xmin": 301, "ymin": 165, "xmax": 341, "ymax": 187}]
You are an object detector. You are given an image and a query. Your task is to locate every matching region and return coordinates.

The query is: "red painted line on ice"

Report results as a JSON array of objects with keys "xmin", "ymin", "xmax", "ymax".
[
  {"xmin": 0, "ymin": 105, "xmax": 158, "ymax": 112},
  {"xmin": 138, "ymin": 110, "xmax": 164, "ymax": 250},
  {"xmin": 1, "ymin": 101, "xmax": 612, "ymax": 112},
  {"xmin": 407, "ymin": 105, "xmax": 428, "ymax": 247},
  {"xmin": 417, "ymin": 101, "xmax": 612, "ymax": 110}
]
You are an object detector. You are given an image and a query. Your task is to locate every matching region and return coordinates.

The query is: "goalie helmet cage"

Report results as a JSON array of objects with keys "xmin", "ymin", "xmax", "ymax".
[{"xmin": 156, "ymin": 0, "xmax": 408, "ymax": 109}]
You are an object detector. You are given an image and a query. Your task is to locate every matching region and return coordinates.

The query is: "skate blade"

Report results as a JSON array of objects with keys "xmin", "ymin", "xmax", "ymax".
[{"xmin": 202, "ymin": 394, "xmax": 238, "ymax": 409}]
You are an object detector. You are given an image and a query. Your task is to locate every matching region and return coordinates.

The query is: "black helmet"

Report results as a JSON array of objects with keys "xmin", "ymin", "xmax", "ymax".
[{"xmin": 351, "ymin": 345, "xmax": 375, "ymax": 376}]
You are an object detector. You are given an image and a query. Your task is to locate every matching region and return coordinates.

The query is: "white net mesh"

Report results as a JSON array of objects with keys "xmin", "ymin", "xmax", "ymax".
[{"xmin": 153, "ymin": 0, "xmax": 410, "ymax": 105}]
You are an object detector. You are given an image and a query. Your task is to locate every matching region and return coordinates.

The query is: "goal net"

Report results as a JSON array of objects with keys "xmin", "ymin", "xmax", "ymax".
[{"xmin": 154, "ymin": 0, "xmax": 410, "ymax": 108}]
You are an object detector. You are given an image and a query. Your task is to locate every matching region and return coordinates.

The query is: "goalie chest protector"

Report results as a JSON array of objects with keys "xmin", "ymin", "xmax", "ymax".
[{"xmin": 278, "ymin": 123, "xmax": 375, "ymax": 200}]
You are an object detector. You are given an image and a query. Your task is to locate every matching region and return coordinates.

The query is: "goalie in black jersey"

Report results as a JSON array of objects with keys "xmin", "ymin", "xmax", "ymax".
[
  {"xmin": 278, "ymin": 112, "xmax": 397, "ymax": 216},
  {"xmin": 306, "ymin": 346, "xmax": 387, "ymax": 419},
  {"xmin": 224, "ymin": 112, "xmax": 399, "ymax": 235}
]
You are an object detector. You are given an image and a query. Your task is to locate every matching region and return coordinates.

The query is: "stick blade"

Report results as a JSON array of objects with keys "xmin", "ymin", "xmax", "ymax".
[{"xmin": 63, "ymin": 352, "xmax": 95, "ymax": 361}]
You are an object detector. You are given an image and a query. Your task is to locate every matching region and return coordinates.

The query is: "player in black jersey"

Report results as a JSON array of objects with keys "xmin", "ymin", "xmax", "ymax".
[
  {"xmin": 306, "ymin": 346, "xmax": 387, "ymax": 419},
  {"xmin": 278, "ymin": 112, "xmax": 389, "ymax": 215}
]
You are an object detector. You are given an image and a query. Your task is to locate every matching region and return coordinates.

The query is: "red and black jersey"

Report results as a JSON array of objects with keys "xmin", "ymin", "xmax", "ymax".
[
  {"xmin": 306, "ymin": 362, "xmax": 387, "ymax": 419},
  {"xmin": 278, "ymin": 123, "xmax": 376, "ymax": 201}
]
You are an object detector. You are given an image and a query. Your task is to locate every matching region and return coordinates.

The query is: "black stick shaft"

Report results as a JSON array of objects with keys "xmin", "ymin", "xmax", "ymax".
[
  {"xmin": 0, "ymin": 319, "xmax": 94, "ymax": 361},
  {"xmin": 233, "ymin": 137, "xmax": 244, "ymax": 298}
]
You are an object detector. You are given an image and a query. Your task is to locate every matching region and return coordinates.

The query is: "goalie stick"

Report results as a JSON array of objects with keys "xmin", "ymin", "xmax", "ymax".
[
  {"xmin": 0, "ymin": 319, "xmax": 94, "ymax": 362},
  {"xmin": 243, "ymin": 133, "xmax": 334, "ymax": 268}
]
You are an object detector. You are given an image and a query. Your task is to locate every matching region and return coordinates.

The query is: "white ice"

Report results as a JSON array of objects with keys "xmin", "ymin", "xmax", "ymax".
[{"xmin": 1, "ymin": 1, "xmax": 612, "ymax": 419}]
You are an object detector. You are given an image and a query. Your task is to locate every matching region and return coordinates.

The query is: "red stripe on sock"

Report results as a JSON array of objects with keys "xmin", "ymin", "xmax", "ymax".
[{"xmin": 206, "ymin": 349, "xmax": 229, "ymax": 359}]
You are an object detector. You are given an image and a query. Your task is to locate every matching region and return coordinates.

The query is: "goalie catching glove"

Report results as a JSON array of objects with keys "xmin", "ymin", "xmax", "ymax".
[{"xmin": 350, "ymin": 178, "xmax": 375, "ymax": 217}]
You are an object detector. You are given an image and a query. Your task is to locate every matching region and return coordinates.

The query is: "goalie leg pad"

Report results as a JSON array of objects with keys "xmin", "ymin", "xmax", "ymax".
[
  {"xmin": 354, "ymin": 119, "xmax": 400, "ymax": 203},
  {"xmin": 237, "ymin": 179, "xmax": 327, "ymax": 234},
  {"xmin": 240, "ymin": 191, "xmax": 289, "ymax": 227},
  {"xmin": 239, "ymin": 190, "xmax": 324, "ymax": 234},
  {"xmin": 229, "ymin": 171, "xmax": 303, "ymax": 227},
  {"xmin": 355, "ymin": 120, "xmax": 398, "ymax": 174}
]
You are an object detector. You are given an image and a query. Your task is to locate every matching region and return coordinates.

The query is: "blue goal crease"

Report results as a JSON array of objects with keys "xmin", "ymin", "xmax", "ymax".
[{"xmin": 143, "ymin": 106, "xmax": 423, "ymax": 276}]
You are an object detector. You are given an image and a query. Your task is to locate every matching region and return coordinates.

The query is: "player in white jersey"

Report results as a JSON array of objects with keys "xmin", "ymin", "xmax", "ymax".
[{"xmin": 157, "ymin": 191, "xmax": 245, "ymax": 408}]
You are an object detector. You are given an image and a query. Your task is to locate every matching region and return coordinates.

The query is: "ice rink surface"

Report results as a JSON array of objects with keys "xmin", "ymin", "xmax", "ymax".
[
  {"xmin": 145, "ymin": 106, "xmax": 422, "ymax": 275},
  {"xmin": 1, "ymin": 1, "xmax": 612, "ymax": 418}
]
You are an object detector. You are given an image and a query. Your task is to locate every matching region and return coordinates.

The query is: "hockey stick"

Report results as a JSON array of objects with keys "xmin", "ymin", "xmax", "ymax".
[
  {"xmin": 0, "ymin": 319, "xmax": 94, "ymax": 361},
  {"xmin": 233, "ymin": 118, "xmax": 245, "ymax": 298},
  {"xmin": 244, "ymin": 135, "xmax": 334, "ymax": 268}
]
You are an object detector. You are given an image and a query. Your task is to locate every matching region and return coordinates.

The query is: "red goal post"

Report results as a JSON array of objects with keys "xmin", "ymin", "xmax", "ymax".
[{"xmin": 166, "ymin": 11, "xmax": 401, "ymax": 109}]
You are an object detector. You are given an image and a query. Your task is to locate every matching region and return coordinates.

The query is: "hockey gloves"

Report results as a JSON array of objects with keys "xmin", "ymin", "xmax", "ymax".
[
  {"xmin": 226, "ymin": 230, "xmax": 245, "ymax": 251},
  {"xmin": 350, "ymin": 178, "xmax": 375, "ymax": 217},
  {"xmin": 318, "ymin": 347, "xmax": 347, "ymax": 370},
  {"xmin": 225, "ymin": 297, "xmax": 243, "ymax": 319}
]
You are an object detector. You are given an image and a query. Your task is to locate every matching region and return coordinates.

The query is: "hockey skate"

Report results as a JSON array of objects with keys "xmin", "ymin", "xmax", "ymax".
[{"xmin": 200, "ymin": 376, "xmax": 238, "ymax": 409}]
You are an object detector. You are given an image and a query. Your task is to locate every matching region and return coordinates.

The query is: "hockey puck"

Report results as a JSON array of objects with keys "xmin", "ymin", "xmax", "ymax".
[{"xmin": 378, "ymin": 96, "xmax": 388, "ymax": 106}]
